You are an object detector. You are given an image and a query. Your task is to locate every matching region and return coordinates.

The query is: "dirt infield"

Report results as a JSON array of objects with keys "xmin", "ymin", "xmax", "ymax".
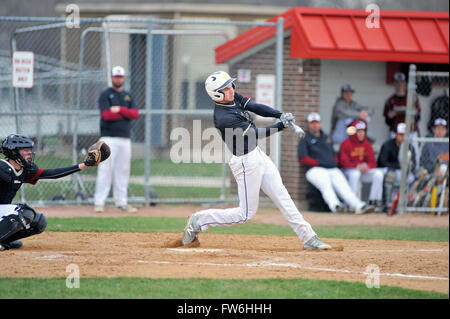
[
  {"xmin": 1, "ymin": 205, "xmax": 448, "ymax": 294},
  {"xmin": 1, "ymin": 232, "xmax": 448, "ymax": 293}
]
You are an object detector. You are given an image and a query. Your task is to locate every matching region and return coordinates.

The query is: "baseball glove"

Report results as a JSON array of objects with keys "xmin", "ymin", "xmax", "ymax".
[{"xmin": 84, "ymin": 141, "xmax": 111, "ymax": 167}]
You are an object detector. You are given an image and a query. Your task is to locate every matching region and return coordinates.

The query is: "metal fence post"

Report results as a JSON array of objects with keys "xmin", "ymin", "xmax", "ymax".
[
  {"xmin": 103, "ymin": 21, "xmax": 112, "ymax": 88},
  {"xmin": 144, "ymin": 21, "xmax": 153, "ymax": 206},
  {"xmin": 275, "ymin": 17, "xmax": 284, "ymax": 171},
  {"xmin": 397, "ymin": 64, "xmax": 417, "ymax": 215}
]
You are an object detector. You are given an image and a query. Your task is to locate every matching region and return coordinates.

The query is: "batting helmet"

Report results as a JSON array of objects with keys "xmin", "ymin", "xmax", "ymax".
[
  {"xmin": 205, "ymin": 71, "xmax": 236, "ymax": 102},
  {"xmin": 1, "ymin": 134, "xmax": 35, "ymax": 169}
]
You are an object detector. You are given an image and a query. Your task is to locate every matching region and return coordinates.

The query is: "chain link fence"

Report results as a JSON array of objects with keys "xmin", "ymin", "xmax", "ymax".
[
  {"xmin": 0, "ymin": 16, "xmax": 283, "ymax": 206},
  {"xmin": 397, "ymin": 65, "xmax": 449, "ymax": 215}
]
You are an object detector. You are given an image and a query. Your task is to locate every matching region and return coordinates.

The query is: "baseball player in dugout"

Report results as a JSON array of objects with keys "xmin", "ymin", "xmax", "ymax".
[
  {"xmin": 384, "ymin": 72, "xmax": 421, "ymax": 170},
  {"xmin": 377, "ymin": 122, "xmax": 417, "ymax": 212},
  {"xmin": 298, "ymin": 112, "xmax": 375, "ymax": 215},
  {"xmin": 1, "ymin": 135, "xmax": 109, "ymax": 251},
  {"xmin": 338, "ymin": 120, "xmax": 384, "ymax": 210},
  {"xmin": 182, "ymin": 71, "xmax": 331, "ymax": 250},
  {"xmin": 94, "ymin": 66, "xmax": 139, "ymax": 213}
]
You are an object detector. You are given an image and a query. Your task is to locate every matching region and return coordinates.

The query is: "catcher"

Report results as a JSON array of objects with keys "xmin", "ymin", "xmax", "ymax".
[{"xmin": 0, "ymin": 134, "xmax": 110, "ymax": 251}]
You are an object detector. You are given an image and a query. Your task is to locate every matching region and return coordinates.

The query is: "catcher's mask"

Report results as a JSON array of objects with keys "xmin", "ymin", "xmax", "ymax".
[
  {"xmin": 205, "ymin": 71, "xmax": 236, "ymax": 102},
  {"xmin": 1, "ymin": 134, "xmax": 35, "ymax": 169}
]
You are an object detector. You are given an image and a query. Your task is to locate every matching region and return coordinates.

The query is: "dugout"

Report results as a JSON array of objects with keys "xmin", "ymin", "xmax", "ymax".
[{"xmin": 214, "ymin": 7, "xmax": 449, "ymax": 204}]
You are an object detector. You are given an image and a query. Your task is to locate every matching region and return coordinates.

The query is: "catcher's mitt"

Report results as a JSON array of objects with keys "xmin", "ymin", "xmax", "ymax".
[{"xmin": 84, "ymin": 141, "xmax": 111, "ymax": 167}]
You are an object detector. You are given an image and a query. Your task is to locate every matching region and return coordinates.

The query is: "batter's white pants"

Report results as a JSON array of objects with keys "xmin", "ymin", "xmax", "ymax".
[
  {"xmin": 94, "ymin": 137, "xmax": 131, "ymax": 207},
  {"xmin": 343, "ymin": 168, "xmax": 384, "ymax": 201},
  {"xmin": 306, "ymin": 167, "xmax": 366, "ymax": 212},
  {"xmin": 194, "ymin": 147, "xmax": 317, "ymax": 244}
]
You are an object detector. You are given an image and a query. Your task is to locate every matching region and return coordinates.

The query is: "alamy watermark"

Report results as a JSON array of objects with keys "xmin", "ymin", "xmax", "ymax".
[
  {"xmin": 66, "ymin": 263, "xmax": 80, "ymax": 288},
  {"xmin": 364, "ymin": 264, "xmax": 380, "ymax": 288},
  {"xmin": 169, "ymin": 120, "xmax": 280, "ymax": 163},
  {"xmin": 365, "ymin": 4, "xmax": 380, "ymax": 29},
  {"xmin": 65, "ymin": 4, "xmax": 80, "ymax": 29}
]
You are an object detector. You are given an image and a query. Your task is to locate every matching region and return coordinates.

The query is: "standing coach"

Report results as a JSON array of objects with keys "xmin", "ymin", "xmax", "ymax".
[{"xmin": 94, "ymin": 66, "xmax": 139, "ymax": 213}]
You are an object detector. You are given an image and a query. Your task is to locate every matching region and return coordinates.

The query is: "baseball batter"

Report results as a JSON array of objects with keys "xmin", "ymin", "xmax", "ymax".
[
  {"xmin": 182, "ymin": 71, "xmax": 331, "ymax": 250},
  {"xmin": 0, "ymin": 134, "xmax": 109, "ymax": 251}
]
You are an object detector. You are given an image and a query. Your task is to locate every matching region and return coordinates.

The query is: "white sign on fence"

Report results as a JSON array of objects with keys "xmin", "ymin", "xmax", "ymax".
[
  {"xmin": 12, "ymin": 51, "xmax": 34, "ymax": 88},
  {"xmin": 237, "ymin": 69, "xmax": 251, "ymax": 83},
  {"xmin": 255, "ymin": 74, "xmax": 275, "ymax": 107}
]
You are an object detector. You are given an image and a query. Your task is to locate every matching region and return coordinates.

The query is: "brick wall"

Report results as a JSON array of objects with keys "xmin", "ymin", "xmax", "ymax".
[{"xmin": 229, "ymin": 39, "xmax": 321, "ymax": 202}]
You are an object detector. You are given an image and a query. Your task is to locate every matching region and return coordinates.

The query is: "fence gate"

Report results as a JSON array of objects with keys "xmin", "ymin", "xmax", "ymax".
[{"xmin": 397, "ymin": 64, "xmax": 449, "ymax": 216}]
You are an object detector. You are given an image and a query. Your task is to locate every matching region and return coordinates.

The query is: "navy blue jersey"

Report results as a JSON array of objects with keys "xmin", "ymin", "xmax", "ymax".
[
  {"xmin": 0, "ymin": 159, "xmax": 80, "ymax": 204},
  {"xmin": 98, "ymin": 87, "xmax": 138, "ymax": 138},
  {"xmin": 298, "ymin": 130, "xmax": 337, "ymax": 171},
  {"xmin": 214, "ymin": 93, "xmax": 284, "ymax": 156}
]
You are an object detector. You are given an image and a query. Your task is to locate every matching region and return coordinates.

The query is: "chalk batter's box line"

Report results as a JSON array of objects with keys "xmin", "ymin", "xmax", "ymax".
[{"xmin": 136, "ymin": 259, "xmax": 448, "ymax": 281}]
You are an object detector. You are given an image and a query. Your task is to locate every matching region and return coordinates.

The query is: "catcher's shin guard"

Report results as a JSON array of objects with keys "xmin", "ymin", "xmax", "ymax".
[
  {"xmin": 0, "ymin": 213, "xmax": 26, "ymax": 246},
  {"xmin": 2, "ymin": 205, "xmax": 47, "ymax": 244}
]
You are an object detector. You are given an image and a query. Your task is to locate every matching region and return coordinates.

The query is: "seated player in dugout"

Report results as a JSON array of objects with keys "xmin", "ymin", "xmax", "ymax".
[
  {"xmin": 420, "ymin": 118, "xmax": 449, "ymax": 174},
  {"xmin": 298, "ymin": 112, "xmax": 375, "ymax": 215},
  {"xmin": 338, "ymin": 120, "xmax": 385, "ymax": 210},
  {"xmin": 0, "ymin": 134, "xmax": 109, "ymax": 251},
  {"xmin": 181, "ymin": 71, "xmax": 332, "ymax": 250},
  {"xmin": 377, "ymin": 122, "xmax": 417, "ymax": 212}
]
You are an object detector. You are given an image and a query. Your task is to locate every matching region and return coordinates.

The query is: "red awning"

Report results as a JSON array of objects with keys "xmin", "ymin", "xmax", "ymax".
[{"xmin": 216, "ymin": 7, "xmax": 449, "ymax": 64}]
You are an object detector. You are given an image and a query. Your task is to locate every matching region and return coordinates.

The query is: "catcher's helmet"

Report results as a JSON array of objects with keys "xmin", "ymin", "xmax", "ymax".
[
  {"xmin": 205, "ymin": 71, "xmax": 236, "ymax": 102},
  {"xmin": 1, "ymin": 134, "xmax": 35, "ymax": 169}
]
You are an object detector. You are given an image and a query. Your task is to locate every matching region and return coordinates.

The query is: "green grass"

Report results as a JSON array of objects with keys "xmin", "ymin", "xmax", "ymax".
[
  {"xmin": 46, "ymin": 217, "xmax": 450, "ymax": 242},
  {"xmin": 0, "ymin": 277, "xmax": 446, "ymax": 299},
  {"xmin": 15, "ymin": 183, "xmax": 226, "ymax": 201},
  {"xmin": 34, "ymin": 155, "xmax": 224, "ymax": 177},
  {"xmin": 129, "ymin": 158, "xmax": 224, "ymax": 177},
  {"xmin": 129, "ymin": 184, "xmax": 227, "ymax": 198}
]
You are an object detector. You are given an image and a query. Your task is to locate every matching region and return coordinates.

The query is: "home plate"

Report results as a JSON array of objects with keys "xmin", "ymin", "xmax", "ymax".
[
  {"xmin": 34, "ymin": 253, "xmax": 65, "ymax": 260},
  {"xmin": 167, "ymin": 248, "xmax": 224, "ymax": 253}
]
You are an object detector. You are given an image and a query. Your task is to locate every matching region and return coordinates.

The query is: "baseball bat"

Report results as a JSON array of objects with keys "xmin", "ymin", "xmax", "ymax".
[
  {"xmin": 391, "ymin": 167, "xmax": 427, "ymax": 216},
  {"xmin": 407, "ymin": 168, "xmax": 428, "ymax": 203},
  {"xmin": 413, "ymin": 159, "xmax": 441, "ymax": 208},
  {"xmin": 430, "ymin": 185, "xmax": 438, "ymax": 214},
  {"xmin": 288, "ymin": 120, "xmax": 305, "ymax": 139},
  {"xmin": 415, "ymin": 176, "xmax": 436, "ymax": 208},
  {"xmin": 443, "ymin": 185, "xmax": 449, "ymax": 209},
  {"xmin": 388, "ymin": 190, "xmax": 399, "ymax": 216},
  {"xmin": 436, "ymin": 162, "xmax": 449, "ymax": 215}
]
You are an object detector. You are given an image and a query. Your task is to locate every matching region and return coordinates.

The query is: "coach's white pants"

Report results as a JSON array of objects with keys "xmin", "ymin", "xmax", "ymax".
[
  {"xmin": 306, "ymin": 167, "xmax": 366, "ymax": 212},
  {"xmin": 343, "ymin": 168, "xmax": 384, "ymax": 201},
  {"xmin": 94, "ymin": 137, "xmax": 131, "ymax": 207},
  {"xmin": 194, "ymin": 147, "xmax": 317, "ymax": 244}
]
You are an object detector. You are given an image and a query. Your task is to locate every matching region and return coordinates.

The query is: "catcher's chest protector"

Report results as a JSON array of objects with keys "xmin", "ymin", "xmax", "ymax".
[{"xmin": 0, "ymin": 160, "xmax": 26, "ymax": 204}]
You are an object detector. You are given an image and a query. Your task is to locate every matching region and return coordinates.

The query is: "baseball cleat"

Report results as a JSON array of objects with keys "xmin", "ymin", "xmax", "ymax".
[
  {"xmin": 303, "ymin": 236, "xmax": 331, "ymax": 250},
  {"xmin": 0, "ymin": 240, "xmax": 22, "ymax": 251},
  {"xmin": 334, "ymin": 204, "xmax": 347, "ymax": 214},
  {"xmin": 94, "ymin": 205, "xmax": 104, "ymax": 213},
  {"xmin": 117, "ymin": 205, "xmax": 137, "ymax": 213},
  {"xmin": 355, "ymin": 204, "xmax": 375, "ymax": 215},
  {"xmin": 182, "ymin": 214, "xmax": 201, "ymax": 246},
  {"xmin": 7, "ymin": 240, "xmax": 23, "ymax": 249}
]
